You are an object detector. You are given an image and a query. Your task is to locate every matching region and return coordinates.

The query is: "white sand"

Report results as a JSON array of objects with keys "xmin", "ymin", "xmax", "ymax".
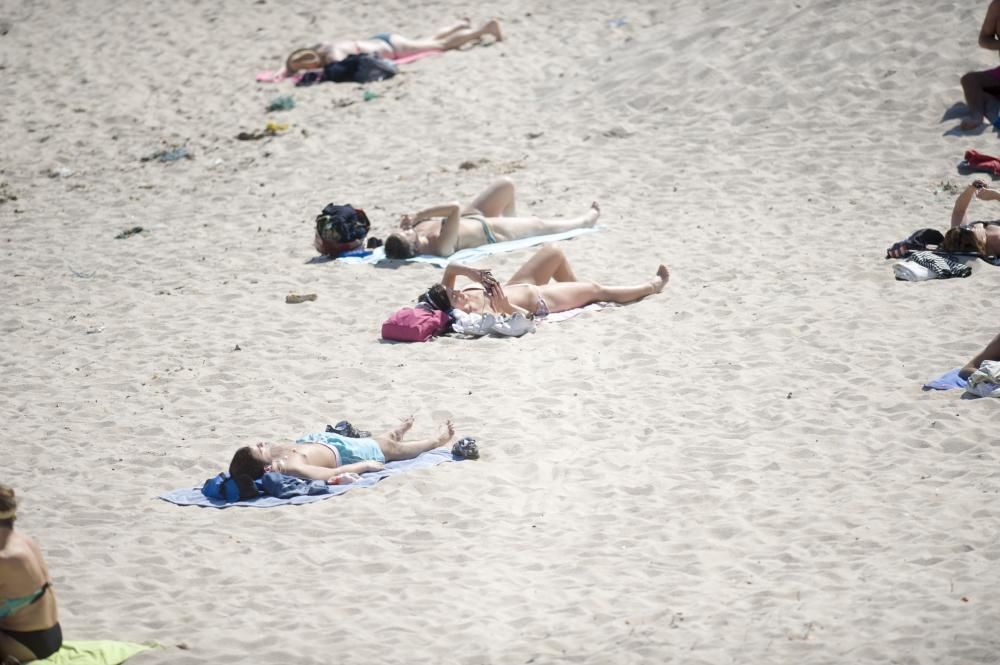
[{"xmin": 2, "ymin": 0, "xmax": 999, "ymax": 663}]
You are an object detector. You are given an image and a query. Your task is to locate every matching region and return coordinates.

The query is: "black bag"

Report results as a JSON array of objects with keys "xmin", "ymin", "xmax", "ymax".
[
  {"xmin": 314, "ymin": 53, "xmax": 398, "ymax": 84},
  {"xmin": 314, "ymin": 204, "xmax": 371, "ymax": 257}
]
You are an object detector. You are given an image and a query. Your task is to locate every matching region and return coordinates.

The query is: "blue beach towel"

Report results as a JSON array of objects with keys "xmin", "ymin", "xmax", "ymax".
[
  {"xmin": 159, "ymin": 448, "xmax": 457, "ymax": 508},
  {"xmin": 922, "ymin": 368, "xmax": 969, "ymax": 391},
  {"xmin": 332, "ymin": 226, "xmax": 603, "ymax": 268}
]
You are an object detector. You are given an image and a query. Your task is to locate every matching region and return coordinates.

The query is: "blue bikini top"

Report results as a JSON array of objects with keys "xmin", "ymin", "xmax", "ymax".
[{"xmin": 0, "ymin": 582, "xmax": 50, "ymax": 618}]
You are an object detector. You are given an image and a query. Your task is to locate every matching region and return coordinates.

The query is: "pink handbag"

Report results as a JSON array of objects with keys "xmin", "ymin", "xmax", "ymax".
[{"xmin": 381, "ymin": 307, "xmax": 450, "ymax": 342}]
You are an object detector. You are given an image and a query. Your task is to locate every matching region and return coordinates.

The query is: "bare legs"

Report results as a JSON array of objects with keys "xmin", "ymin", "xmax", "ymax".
[
  {"xmin": 465, "ymin": 177, "xmax": 518, "ymax": 217},
  {"xmin": 960, "ymin": 331, "xmax": 1000, "ymax": 378},
  {"xmin": 505, "ymin": 245, "xmax": 669, "ymax": 312},
  {"xmin": 0, "ymin": 632, "xmax": 34, "ymax": 664},
  {"xmin": 375, "ymin": 418, "xmax": 456, "ymax": 462},
  {"xmin": 507, "ymin": 244, "xmax": 580, "ymax": 285},
  {"xmin": 487, "ymin": 203, "xmax": 599, "ymax": 243},
  {"xmin": 960, "ymin": 69, "xmax": 1000, "ymax": 130},
  {"xmin": 390, "ymin": 19, "xmax": 503, "ymax": 56}
]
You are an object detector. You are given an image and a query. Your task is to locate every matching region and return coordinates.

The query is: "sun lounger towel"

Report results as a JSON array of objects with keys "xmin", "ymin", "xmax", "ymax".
[
  {"xmin": 923, "ymin": 368, "xmax": 969, "ymax": 391},
  {"xmin": 966, "ymin": 360, "xmax": 1000, "ymax": 398},
  {"xmin": 334, "ymin": 226, "xmax": 603, "ymax": 268},
  {"xmin": 35, "ymin": 641, "xmax": 153, "ymax": 665},
  {"xmin": 540, "ymin": 302, "xmax": 621, "ymax": 324},
  {"xmin": 159, "ymin": 448, "xmax": 457, "ymax": 508}
]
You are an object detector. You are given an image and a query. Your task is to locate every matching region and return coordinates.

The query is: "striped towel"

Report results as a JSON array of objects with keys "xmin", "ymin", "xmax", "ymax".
[{"xmin": 907, "ymin": 251, "xmax": 972, "ymax": 279}]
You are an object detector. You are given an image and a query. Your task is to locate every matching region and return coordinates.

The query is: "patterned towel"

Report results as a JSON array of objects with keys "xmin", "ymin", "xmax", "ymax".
[{"xmin": 907, "ymin": 251, "xmax": 972, "ymax": 279}]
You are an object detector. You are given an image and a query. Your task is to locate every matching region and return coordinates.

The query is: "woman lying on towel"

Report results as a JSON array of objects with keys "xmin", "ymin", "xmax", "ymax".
[
  {"xmin": 887, "ymin": 180, "xmax": 1000, "ymax": 258},
  {"xmin": 228, "ymin": 418, "xmax": 455, "ymax": 483},
  {"xmin": 418, "ymin": 245, "xmax": 669, "ymax": 319},
  {"xmin": 284, "ymin": 18, "xmax": 502, "ymax": 73},
  {"xmin": 960, "ymin": 331, "xmax": 1000, "ymax": 378},
  {"xmin": 0, "ymin": 485, "xmax": 62, "ymax": 664},
  {"xmin": 383, "ymin": 177, "xmax": 601, "ymax": 259}
]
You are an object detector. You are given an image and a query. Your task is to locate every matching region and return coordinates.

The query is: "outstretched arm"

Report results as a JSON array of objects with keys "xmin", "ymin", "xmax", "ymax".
[
  {"xmin": 980, "ymin": 1, "xmax": 1000, "ymax": 50},
  {"xmin": 280, "ymin": 458, "xmax": 382, "ymax": 481}
]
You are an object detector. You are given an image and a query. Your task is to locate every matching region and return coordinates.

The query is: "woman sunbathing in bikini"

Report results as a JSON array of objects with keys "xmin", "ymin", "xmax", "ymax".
[
  {"xmin": 0, "ymin": 485, "xmax": 61, "ymax": 664},
  {"xmin": 383, "ymin": 178, "xmax": 601, "ymax": 259},
  {"xmin": 418, "ymin": 245, "xmax": 669, "ymax": 319},
  {"xmin": 887, "ymin": 180, "xmax": 1000, "ymax": 258},
  {"xmin": 228, "ymin": 418, "xmax": 455, "ymax": 483},
  {"xmin": 285, "ymin": 18, "xmax": 503, "ymax": 73}
]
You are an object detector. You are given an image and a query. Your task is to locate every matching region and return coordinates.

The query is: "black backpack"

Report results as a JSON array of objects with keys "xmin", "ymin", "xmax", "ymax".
[{"xmin": 314, "ymin": 204, "xmax": 371, "ymax": 257}]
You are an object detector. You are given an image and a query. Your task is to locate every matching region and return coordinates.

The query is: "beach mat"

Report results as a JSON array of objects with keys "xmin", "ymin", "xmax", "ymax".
[
  {"xmin": 333, "ymin": 226, "xmax": 603, "ymax": 268},
  {"xmin": 159, "ymin": 448, "xmax": 457, "ymax": 508}
]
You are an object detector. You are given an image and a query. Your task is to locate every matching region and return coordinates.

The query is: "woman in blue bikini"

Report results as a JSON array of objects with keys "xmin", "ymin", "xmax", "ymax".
[
  {"xmin": 384, "ymin": 178, "xmax": 602, "ymax": 259},
  {"xmin": 284, "ymin": 18, "xmax": 503, "ymax": 73},
  {"xmin": 228, "ymin": 418, "xmax": 455, "ymax": 483},
  {"xmin": 0, "ymin": 485, "xmax": 61, "ymax": 664},
  {"xmin": 419, "ymin": 245, "xmax": 670, "ymax": 319}
]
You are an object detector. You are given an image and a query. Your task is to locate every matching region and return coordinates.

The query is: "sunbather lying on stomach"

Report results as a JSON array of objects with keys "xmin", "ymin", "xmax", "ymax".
[
  {"xmin": 228, "ymin": 418, "xmax": 454, "ymax": 483},
  {"xmin": 383, "ymin": 178, "xmax": 601, "ymax": 259}
]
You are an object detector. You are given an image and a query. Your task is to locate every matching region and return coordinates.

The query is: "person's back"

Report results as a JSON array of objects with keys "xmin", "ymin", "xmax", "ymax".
[{"xmin": 0, "ymin": 485, "xmax": 62, "ymax": 662}]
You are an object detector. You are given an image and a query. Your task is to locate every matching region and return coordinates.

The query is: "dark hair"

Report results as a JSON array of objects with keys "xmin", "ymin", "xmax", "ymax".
[
  {"xmin": 0, "ymin": 484, "xmax": 16, "ymax": 528},
  {"xmin": 229, "ymin": 447, "xmax": 266, "ymax": 480},
  {"xmin": 418, "ymin": 283, "xmax": 452, "ymax": 312},
  {"xmin": 384, "ymin": 233, "xmax": 417, "ymax": 260},
  {"xmin": 941, "ymin": 227, "xmax": 986, "ymax": 255}
]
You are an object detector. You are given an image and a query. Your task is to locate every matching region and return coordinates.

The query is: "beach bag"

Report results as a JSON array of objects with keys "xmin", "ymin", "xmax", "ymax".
[
  {"xmin": 201, "ymin": 472, "xmax": 260, "ymax": 502},
  {"xmin": 381, "ymin": 306, "xmax": 450, "ymax": 342},
  {"xmin": 314, "ymin": 203, "xmax": 370, "ymax": 257}
]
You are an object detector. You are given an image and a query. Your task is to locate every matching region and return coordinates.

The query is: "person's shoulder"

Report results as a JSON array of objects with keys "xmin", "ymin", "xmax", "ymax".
[{"xmin": 0, "ymin": 535, "xmax": 35, "ymax": 566}]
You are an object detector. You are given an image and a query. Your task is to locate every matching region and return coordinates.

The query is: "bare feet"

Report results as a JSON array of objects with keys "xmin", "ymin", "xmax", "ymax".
[
  {"xmin": 583, "ymin": 201, "xmax": 601, "ymax": 226},
  {"xmin": 652, "ymin": 265, "xmax": 670, "ymax": 293},
  {"xmin": 390, "ymin": 415, "xmax": 415, "ymax": 441},
  {"xmin": 961, "ymin": 115, "xmax": 984, "ymax": 130},
  {"xmin": 483, "ymin": 18, "xmax": 503, "ymax": 42},
  {"xmin": 437, "ymin": 419, "xmax": 456, "ymax": 445}
]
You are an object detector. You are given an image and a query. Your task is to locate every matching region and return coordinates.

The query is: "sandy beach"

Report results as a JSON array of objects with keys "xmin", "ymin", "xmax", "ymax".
[{"xmin": 2, "ymin": 0, "xmax": 999, "ymax": 663}]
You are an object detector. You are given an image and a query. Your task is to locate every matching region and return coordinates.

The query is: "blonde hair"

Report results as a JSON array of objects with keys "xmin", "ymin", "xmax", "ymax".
[{"xmin": 0, "ymin": 484, "xmax": 16, "ymax": 523}]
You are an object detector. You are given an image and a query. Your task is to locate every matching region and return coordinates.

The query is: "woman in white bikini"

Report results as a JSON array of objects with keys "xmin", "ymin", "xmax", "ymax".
[
  {"xmin": 419, "ymin": 245, "xmax": 670, "ymax": 319},
  {"xmin": 384, "ymin": 178, "xmax": 601, "ymax": 260},
  {"xmin": 0, "ymin": 485, "xmax": 61, "ymax": 664},
  {"xmin": 284, "ymin": 18, "xmax": 503, "ymax": 73}
]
